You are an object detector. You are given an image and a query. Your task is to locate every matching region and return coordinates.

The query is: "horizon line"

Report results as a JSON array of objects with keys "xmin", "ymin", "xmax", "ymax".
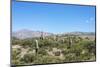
[{"xmin": 12, "ymin": 29, "xmax": 95, "ymax": 34}]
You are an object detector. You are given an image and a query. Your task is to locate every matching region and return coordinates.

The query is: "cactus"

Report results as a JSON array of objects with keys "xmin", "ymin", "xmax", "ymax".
[
  {"xmin": 35, "ymin": 40, "xmax": 39, "ymax": 54},
  {"xmin": 62, "ymin": 38, "xmax": 65, "ymax": 43},
  {"xmin": 67, "ymin": 36, "xmax": 73, "ymax": 48},
  {"xmin": 53, "ymin": 35, "xmax": 56, "ymax": 41},
  {"xmin": 40, "ymin": 32, "xmax": 44, "ymax": 40}
]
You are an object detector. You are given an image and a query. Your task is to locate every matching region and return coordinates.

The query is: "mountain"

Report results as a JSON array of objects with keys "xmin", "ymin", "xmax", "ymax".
[
  {"xmin": 12, "ymin": 29, "xmax": 95, "ymax": 39},
  {"xmin": 63, "ymin": 31, "xmax": 95, "ymax": 36},
  {"xmin": 12, "ymin": 29, "xmax": 54, "ymax": 39}
]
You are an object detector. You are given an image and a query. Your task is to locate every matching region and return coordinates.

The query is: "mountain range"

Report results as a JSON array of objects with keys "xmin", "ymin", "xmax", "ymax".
[
  {"xmin": 12, "ymin": 29, "xmax": 95, "ymax": 39},
  {"xmin": 12, "ymin": 29, "xmax": 54, "ymax": 39}
]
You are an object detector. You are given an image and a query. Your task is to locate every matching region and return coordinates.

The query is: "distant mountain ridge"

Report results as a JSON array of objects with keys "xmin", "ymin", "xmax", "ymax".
[
  {"xmin": 12, "ymin": 29, "xmax": 54, "ymax": 39},
  {"xmin": 63, "ymin": 31, "xmax": 95, "ymax": 35},
  {"xmin": 12, "ymin": 29, "xmax": 95, "ymax": 39}
]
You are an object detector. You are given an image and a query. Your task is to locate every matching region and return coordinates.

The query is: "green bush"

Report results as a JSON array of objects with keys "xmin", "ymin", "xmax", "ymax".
[
  {"xmin": 38, "ymin": 48, "xmax": 48, "ymax": 55},
  {"xmin": 12, "ymin": 49, "xmax": 21, "ymax": 64},
  {"xmin": 20, "ymin": 53, "xmax": 36, "ymax": 64}
]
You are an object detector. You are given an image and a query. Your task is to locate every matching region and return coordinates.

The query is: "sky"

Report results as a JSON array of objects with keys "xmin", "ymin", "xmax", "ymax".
[{"xmin": 12, "ymin": 0, "xmax": 96, "ymax": 34}]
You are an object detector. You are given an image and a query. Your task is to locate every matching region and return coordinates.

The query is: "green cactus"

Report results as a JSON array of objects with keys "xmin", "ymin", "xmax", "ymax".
[{"xmin": 35, "ymin": 40, "xmax": 39, "ymax": 54}]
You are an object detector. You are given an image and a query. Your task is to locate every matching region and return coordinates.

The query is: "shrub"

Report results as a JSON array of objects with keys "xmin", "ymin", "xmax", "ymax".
[
  {"xmin": 38, "ymin": 48, "xmax": 48, "ymax": 55},
  {"xmin": 20, "ymin": 53, "xmax": 36, "ymax": 64}
]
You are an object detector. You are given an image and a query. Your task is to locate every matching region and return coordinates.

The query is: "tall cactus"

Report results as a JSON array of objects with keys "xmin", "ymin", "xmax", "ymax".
[
  {"xmin": 40, "ymin": 32, "xmax": 44, "ymax": 40},
  {"xmin": 35, "ymin": 40, "xmax": 39, "ymax": 54},
  {"xmin": 53, "ymin": 35, "xmax": 56, "ymax": 41},
  {"xmin": 67, "ymin": 36, "xmax": 73, "ymax": 48}
]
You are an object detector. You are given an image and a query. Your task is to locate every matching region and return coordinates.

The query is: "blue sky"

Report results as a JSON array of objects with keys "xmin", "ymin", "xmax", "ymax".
[{"xmin": 12, "ymin": 0, "xmax": 96, "ymax": 33}]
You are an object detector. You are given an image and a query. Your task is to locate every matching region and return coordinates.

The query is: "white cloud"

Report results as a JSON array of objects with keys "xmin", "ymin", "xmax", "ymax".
[{"xmin": 86, "ymin": 17, "xmax": 95, "ymax": 23}]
